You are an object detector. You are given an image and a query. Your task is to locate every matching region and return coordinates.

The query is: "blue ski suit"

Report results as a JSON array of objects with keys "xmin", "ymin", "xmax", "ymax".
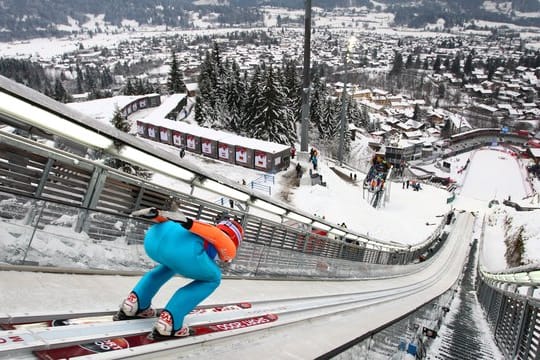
[{"xmin": 132, "ymin": 220, "xmax": 224, "ymax": 331}]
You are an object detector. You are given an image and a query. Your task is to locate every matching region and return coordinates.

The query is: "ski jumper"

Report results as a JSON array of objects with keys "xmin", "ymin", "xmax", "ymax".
[{"xmin": 132, "ymin": 219, "xmax": 236, "ymax": 331}]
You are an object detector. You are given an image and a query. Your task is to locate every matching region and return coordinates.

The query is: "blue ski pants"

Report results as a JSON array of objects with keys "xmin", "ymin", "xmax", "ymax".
[{"xmin": 132, "ymin": 221, "xmax": 221, "ymax": 330}]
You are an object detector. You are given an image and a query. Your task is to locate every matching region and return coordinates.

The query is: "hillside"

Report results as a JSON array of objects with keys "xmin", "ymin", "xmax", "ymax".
[{"xmin": 0, "ymin": 0, "xmax": 538, "ymax": 42}]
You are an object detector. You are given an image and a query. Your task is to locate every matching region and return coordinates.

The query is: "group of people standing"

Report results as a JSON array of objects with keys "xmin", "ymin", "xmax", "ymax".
[
  {"xmin": 402, "ymin": 178, "xmax": 422, "ymax": 191},
  {"xmin": 292, "ymin": 146, "xmax": 319, "ymax": 178}
]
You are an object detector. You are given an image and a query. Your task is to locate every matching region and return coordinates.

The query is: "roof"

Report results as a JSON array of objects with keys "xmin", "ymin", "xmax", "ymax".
[
  {"xmin": 142, "ymin": 117, "xmax": 289, "ymax": 153},
  {"xmin": 147, "ymin": 94, "xmax": 186, "ymax": 121},
  {"xmin": 529, "ymin": 147, "xmax": 540, "ymax": 158},
  {"xmin": 404, "ymin": 130, "xmax": 423, "ymax": 139},
  {"xmin": 67, "ymin": 95, "xmax": 147, "ymax": 123}
]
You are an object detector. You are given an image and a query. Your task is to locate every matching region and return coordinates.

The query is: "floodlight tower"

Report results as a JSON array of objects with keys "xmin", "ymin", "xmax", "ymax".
[{"xmin": 300, "ymin": 0, "xmax": 312, "ymax": 152}]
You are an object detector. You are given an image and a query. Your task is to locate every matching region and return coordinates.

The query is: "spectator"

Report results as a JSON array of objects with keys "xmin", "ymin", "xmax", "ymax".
[
  {"xmin": 309, "ymin": 147, "xmax": 318, "ymax": 162},
  {"xmin": 312, "ymin": 156, "xmax": 318, "ymax": 171}
]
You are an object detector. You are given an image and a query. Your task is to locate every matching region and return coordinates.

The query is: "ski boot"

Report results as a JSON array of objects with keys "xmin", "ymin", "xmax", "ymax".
[
  {"xmin": 148, "ymin": 310, "xmax": 194, "ymax": 340},
  {"xmin": 113, "ymin": 292, "xmax": 157, "ymax": 321}
]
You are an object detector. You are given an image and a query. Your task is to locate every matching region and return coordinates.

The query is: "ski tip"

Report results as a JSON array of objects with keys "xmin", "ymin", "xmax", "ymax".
[{"xmin": 238, "ymin": 302, "xmax": 252, "ymax": 309}]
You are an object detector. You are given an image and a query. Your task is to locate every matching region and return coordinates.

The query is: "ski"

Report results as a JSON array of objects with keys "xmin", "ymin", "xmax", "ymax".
[
  {"xmin": 1, "ymin": 302, "xmax": 252, "ymax": 331},
  {"xmin": 189, "ymin": 302, "xmax": 251, "ymax": 315},
  {"xmin": 34, "ymin": 313, "xmax": 278, "ymax": 359}
]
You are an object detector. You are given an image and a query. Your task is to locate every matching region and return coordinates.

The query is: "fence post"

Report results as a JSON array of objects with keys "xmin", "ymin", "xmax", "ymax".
[
  {"xmin": 21, "ymin": 201, "xmax": 46, "ymax": 265},
  {"xmin": 511, "ymin": 299, "xmax": 529, "ymax": 358}
]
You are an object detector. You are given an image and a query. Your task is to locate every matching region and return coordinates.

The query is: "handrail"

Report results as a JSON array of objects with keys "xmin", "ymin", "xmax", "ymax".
[
  {"xmin": 480, "ymin": 266, "xmax": 540, "ymax": 287},
  {"xmin": 0, "ymin": 128, "xmax": 446, "ymax": 272},
  {"xmin": 0, "ymin": 74, "xmax": 415, "ymax": 252}
]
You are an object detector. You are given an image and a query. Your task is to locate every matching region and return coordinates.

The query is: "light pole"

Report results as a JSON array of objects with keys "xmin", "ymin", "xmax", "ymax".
[
  {"xmin": 337, "ymin": 36, "xmax": 357, "ymax": 166},
  {"xmin": 300, "ymin": 0, "xmax": 312, "ymax": 153}
]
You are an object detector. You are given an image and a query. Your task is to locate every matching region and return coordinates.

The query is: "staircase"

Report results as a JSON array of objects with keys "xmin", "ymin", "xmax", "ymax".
[{"xmin": 427, "ymin": 240, "xmax": 502, "ymax": 360}]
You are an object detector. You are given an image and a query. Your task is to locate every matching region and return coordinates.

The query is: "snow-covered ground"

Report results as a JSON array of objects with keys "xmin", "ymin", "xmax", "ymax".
[{"xmin": 140, "ymin": 130, "xmax": 540, "ymax": 272}]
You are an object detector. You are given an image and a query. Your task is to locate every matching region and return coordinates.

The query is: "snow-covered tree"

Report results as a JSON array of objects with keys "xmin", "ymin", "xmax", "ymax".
[
  {"xmin": 195, "ymin": 50, "xmax": 219, "ymax": 127},
  {"xmin": 451, "ymin": 53, "xmax": 461, "ymax": 76},
  {"xmin": 244, "ymin": 66, "xmax": 295, "ymax": 145},
  {"xmin": 319, "ymin": 98, "xmax": 340, "ymax": 140},
  {"xmin": 464, "ymin": 53, "xmax": 474, "ymax": 76},
  {"xmin": 105, "ymin": 108, "xmax": 152, "ymax": 180},
  {"xmin": 389, "ymin": 51, "xmax": 404, "ymax": 76},
  {"xmin": 309, "ymin": 71, "xmax": 328, "ymax": 138},
  {"xmin": 433, "ymin": 55, "xmax": 442, "ymax": 73},
  {"xmin": 53, "ymin": 79, "xmax": 70, "ymax": 103},
  {"xmin": 167, "ymin": 50, "xmax": 187, "ymax": 94},
  {"xmin": 222, "ymin": 61, "xmax": 247, "ymax": 133},
  {"xmin": 281, "ymin": 58, "xmax": 302, "ymax": 124}
]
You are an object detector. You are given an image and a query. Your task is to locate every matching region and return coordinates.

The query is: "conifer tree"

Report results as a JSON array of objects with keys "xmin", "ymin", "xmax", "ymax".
[
  {"xmin": 319, "ymin": 97, "xmax": 351, "ymax": 158},
  {"xmin": 389, "ymin": 51, "xmax": 404, "ymax": 76},
  {"xmin": 281, "ymin": 59, "xmax": 302, "ymax": 123},
  {"xmin": 464, "ymin": 53, "xmax": 474, "ymax": 76},
  {"xmin": 110, "ymin": 107, "xmax": 131, "ymax": 133},
  {"xmin": 195, "ymin": 48, "xmax": 221, "ymax": 127},
  {"xmin": 243, "ymin": 64, "xmax": 264, "ymax": 135},
  {"xmin": 222, "ymin": 61, "xmax": 246, "ymax": 133},
  {"xmin": 346, "ymin": 97, "xmax": 363, "ymax": 128},
  {"xmin": 167, "ymin": 51, "xmax": 187, "ymax": 94},
  {"xmin": 124, "ymin": 79, "xmax": 135, "ymax": 95},
  {"xmin": 413, "ymin": 103, "xmax": 421, "ymax": 121},
  {"xmin": 451, "ymin": 54, "xmax": 461, "ymax": 76},
  {"xmin": 359, "ymin": 106, "xmax": 370, "ymax": 128},
  {"xmin": 433, "ymin": 55, "xmax": 442, "ymax": 73},
  {"xmin": 405, "ymin": 54, "xmax": 413, "ymax": 69},
  {"xmin": 309, "ymin": 71, "xmax": 328, "ymax": 138},
  {"xmin": 105, "ymin": 108, "xmax": 152, "ymax": 180},
  {"xmin": 244, "ymin": 66, "xmax": 295, "ymax": 145},
  {"xmin": 53, "ymin": 79, "xmax": 67, "ymax": 103},
  {"xmin": 319, "ymin": 98, "xmax": 339, "ymax": 140},
  {"xmin": 101, "ymin": 67, "xmax": 114, "ymax": 89},
  {"xmin": 75, "ymin": 64, "xmax": 84, "ymax": 93},
  {"xmin": 195, "ymin": 57, "xmax": 218, "ymax": 127},
  {"xmin": 135, "ymin": 78, "xmax": 146, "ymax": 95},
  {"xmin": 84, "ymin": 66, "xmax": 98, "ymax": 94}
]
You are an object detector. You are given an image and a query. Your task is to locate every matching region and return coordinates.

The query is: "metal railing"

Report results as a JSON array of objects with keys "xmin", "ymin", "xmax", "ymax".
[
  {"xmin": 0, "ymin": 76, "xmax": 454, "ymax": 276},
  {"xmin": 476, "ymin": 212, "xmax": 540, "ymax": 359},
  {"xmin": 0, "ymin": 74, "xmax": 450, "ymax": 255},
  {"xmin": 477, "ymin": 274, "xmax": 540, "ymax": 359},
  {"xmin": 0, "ymin": 129, "xmax": 450, "ymax": 278}
]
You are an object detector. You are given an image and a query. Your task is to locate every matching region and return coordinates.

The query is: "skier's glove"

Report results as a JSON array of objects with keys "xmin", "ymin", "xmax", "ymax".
[
  {"xmin": 131, "ymin": 208, "xmax": 190, "ymax": 226},
  {"xmin": 131, "ymin": 207, "xmax": 159, "ymax": 219}
]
